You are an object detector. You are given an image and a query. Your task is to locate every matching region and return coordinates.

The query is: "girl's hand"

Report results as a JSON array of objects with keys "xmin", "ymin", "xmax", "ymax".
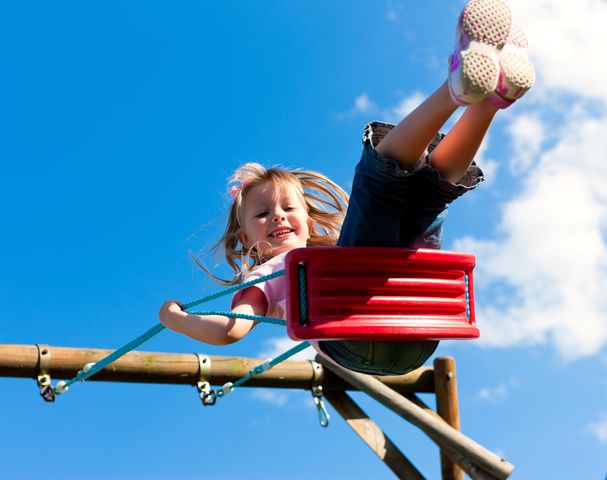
[{"xmin": 158, "ymin": 300, "xmax": 186, "ymax": 327}]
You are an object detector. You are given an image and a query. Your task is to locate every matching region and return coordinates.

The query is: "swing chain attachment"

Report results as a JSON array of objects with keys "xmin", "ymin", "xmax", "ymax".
[
  {"xmin": 309, "ymin": 359, "xmax": 329, "ymax": 427},
  {"xmin": 195, "ymin": 353, "xmax": 217, "ymax": 406},
  {"xmin": 198, "ymin": 382, "xmax": 217, "ymax": 406},
  {"xmin": 311, "ymin": 385, "xmax": 330, "ymax": 428},
  {"xmin": 36, "ymin": 344, "xmax": 56, "ymax": 403}
]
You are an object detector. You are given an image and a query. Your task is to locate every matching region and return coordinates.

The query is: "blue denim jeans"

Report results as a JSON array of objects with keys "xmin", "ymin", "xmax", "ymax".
[{"xmin": 318, "ymin": 121, "xmax": 484, "ymax": 375}]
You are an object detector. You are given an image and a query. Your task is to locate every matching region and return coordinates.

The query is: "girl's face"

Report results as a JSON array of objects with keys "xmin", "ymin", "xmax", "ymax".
[{"xmin": 239, "ymin": 180, "xmax": 311, "ymax": 258}]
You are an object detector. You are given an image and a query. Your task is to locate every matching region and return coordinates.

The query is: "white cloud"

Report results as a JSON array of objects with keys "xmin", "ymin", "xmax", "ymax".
[
  {"xmin": 354, "ymin": 93, "xmax": 374, "ymax": 114},
  {"xmin": 477, "ymin": 378, "xmax": 520, "ymax": 403},
  {"xmin": 455, "ymin": 109, "xmax": 607, "ymax": 359},
  {"xmin": 449, "ymin": 0, "xmax": 607, "ymax": 360},
  {"xmin": 477, "ymin": 158, "xmax": 498, "ymax": 185},
  {"xmin": 586, "ymin": 413, "xmax": 607, "ymax": 443},
  {"xmin": 506, "ymin": 114, "xmax": 545, "ymax": 174},
  {"xmin": 470, "ymin": 132, "xmax": 499, "ymax": 187},
  {"xmin": 390, "ymin": 91, "xmax": 425, "ymax": 120},
  {"xmin": 336, "ymin": 93, "xmax": 377, "ymax": 120},
  {"xmin": 510, "ymin": 0, "xmax": 607, "ymax": 102},
  {"xmin": 342, "ymin": 91, "xmax": 425, "ymax": 125}
]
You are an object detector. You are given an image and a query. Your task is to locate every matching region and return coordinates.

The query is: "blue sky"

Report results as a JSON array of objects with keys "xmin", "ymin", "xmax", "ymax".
[{"xmin": 2, "ymin": 1, "xmax": 607, "ymax": 478}]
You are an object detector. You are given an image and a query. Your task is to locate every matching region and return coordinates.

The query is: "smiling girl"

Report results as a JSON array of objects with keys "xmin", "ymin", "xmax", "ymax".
[{"xmin": 159, "ymin": 0, "xmax": 534, "ymax": 374}]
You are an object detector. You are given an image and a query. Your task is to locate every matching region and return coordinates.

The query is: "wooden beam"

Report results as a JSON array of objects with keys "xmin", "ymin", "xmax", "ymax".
[
  {"xmin": 434, "ymin": 357, "xmax": 464, "ymax": 480},
  {"xmin": 407, "ymin": 394, "xmax": 500, "ymax": 480},
  {"xmin": 315, "ymin": 354, "xmax": 514, "ymax": 480},
  {"xmin": 324, "ymin": 390, "xmax": 426, "ymax": 480},
  {"xmin": 0, "ymin": 343, "xmax": 434, "ymax": 394}
]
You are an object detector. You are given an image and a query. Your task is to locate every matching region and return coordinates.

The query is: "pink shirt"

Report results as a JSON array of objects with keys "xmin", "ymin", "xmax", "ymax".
[{"xmin": 231, "ymin": 252, "xmax": 288, "ymax": 319}]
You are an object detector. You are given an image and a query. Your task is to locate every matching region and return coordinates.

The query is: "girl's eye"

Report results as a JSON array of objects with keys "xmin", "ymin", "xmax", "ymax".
[
  {"xmin": 255, "ymin": 211, "xmax": 269, "ymax": 218},
  {"xmin": 284, "ymin": 206, "xmax": 295, "ymax": 211}
]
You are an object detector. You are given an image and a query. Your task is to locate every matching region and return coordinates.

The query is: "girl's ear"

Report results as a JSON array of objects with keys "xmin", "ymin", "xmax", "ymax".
[{"xmin": 238, "ymin": 229, "xmax": 249, "ymax": 247}]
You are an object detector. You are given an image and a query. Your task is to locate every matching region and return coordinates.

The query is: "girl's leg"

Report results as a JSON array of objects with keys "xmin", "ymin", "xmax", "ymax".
[
  {"xmin": 375, "ymin": 82, "xmax": 458, "ymax": 170},
  {"xmin": 430, "ymin": 99, "xmax": 499, "ymax": 183},
  {"xmin": 374, "ymin": 84, "xmax": 499, "ymax": 184}
]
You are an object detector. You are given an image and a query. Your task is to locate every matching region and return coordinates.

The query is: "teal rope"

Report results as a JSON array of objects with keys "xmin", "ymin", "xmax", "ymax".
[
  {"xmin": 61, "ymin": 323, "xmax": 166, "ymax": 390},
  {"xmin": 188, "ymin": 310, "xmax": 286, "ymax": 326},
  {"xmin": 218, "ymin": 341, "xmax": 311, "ymax": 396},
  {"xmin": 181, "ymin": 269, "xmax": 285, "ymax": 310},
  {"xmin": 55, "ymin": 269, "xmax": 287, "ymax": 395},
  {"xmin": 297, "ymin": 262, "xmax": 308, "ymax": 326}
]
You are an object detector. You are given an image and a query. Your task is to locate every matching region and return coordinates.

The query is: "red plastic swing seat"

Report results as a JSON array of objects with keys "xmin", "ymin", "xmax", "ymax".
[{"xmin": 285, "ymin": 247, "xmax": 478, "ymax": 342}]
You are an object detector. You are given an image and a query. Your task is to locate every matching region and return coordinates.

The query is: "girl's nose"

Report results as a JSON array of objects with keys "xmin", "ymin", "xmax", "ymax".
[{"xmin": 273, "ymin": 211, "xmax": 285, "ymax": 222}]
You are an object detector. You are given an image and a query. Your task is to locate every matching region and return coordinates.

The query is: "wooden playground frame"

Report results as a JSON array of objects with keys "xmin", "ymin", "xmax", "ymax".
[{"xmin": 0, "ymin": 343, "xmax": 513, "ymax": 479}]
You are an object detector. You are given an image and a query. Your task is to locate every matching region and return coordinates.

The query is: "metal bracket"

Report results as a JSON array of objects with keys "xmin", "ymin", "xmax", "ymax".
[
  {"xmin": 310, "ymin": 359, "xmax": 323, "ymax": 387},
  {"xmin": 194, "ymin": 353, "xmax": 216, "ymax": 406},
  {"xmin": 311, "ymin": 385, "xmax": 330, "ymax": 428},
  {"xmin": 36, "ymin": 344, "xmax": 56, "ymax": 402},
  {"xmin": 310, "ymin": 360, "xmax": 329, "ymax": 427}
]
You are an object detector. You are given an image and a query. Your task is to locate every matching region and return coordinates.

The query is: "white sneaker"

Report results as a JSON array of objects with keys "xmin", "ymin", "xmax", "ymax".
[
  {"xmin": 448, "ymin": 0, "xmax": 512, "ymax": 105},
  {"xmin": 488, "ymin": 24, "xmax": 536, "ymax": 109}
]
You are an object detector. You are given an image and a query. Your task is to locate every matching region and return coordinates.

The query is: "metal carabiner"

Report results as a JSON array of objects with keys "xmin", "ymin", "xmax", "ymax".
[
  {"xmin": 311, "ymin": 386, "xmax": 330, "ymax": 428},
  {"xmin": 39, "ymin": 384, "xmax": 56, "ymax": 403},
  {"xmin": 197, "ymin": 381, "xmax": 218, "ymax": 406},
  {"xmin": 202, "ymin": 390, "xmax": 218, "ymax": 406}
]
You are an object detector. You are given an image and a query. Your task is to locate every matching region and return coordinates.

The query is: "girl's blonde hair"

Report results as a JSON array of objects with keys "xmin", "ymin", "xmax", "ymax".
[{"xmin": 200, "ymin": 162, "xmax": 349, "ymax": 285}]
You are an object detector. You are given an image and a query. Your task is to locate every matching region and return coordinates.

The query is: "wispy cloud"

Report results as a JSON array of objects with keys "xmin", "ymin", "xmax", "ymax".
[
  {"xmin": 259, "ymin": 336, "xmax": 316, "ymax": 361},
  {"xmin": 250, "ymin": 388, "xmax": 289, "ymax": 407},
  {"xmin": 389, "ymin": 91, "xmax": 425, "ymax": 121},
  {"xmin": 477, "ymin": 378, "xmax": 520, "ymax": 403},
  {"xmin": 469, "ymin": 131, "xmax": 498, "ymax": 187},
  {"xmin": 338, "ymin": 91, "xmax": 424, "ymax": 123},
  {"xmin": 585, "ymin": 413, "xmax": 607, "ymax": 443},
  {"xmin": 386, "ymin": 1, "xmax": 403, "ymax": 23},
  {"xmin": 354, "ymin": 93, "xmax": 374, "ymax": 114},
  {"xmin": 506, "ymin": 113, "xmax": 545, "ymax": 174},
  {"xmin": 336, "ymin": 92, "xmax": 377, "ymax": 120}
]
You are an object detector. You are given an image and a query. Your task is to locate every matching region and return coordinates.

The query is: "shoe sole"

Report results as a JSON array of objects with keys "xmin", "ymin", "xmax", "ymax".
[
  {"xmin": 462, "ymin": 0, "xmax": 512, "ymax": 47},
  {"xmin": 488, "ymin": 24, "xmax": 536, "ymax": 108},
  {"xmin": 500, "ymin": 52, "xmax": 535, "ymax": 91},
  {"xmin": 460, "ymin": 51, "xmax": 500, "ymax": 95},
  {"xmin": 459, "ymin": 0, "xmax": 512, "ymax": 95}
]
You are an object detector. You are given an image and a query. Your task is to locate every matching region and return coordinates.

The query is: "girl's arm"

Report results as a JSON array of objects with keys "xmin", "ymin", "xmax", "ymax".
[{"xmin": 158, "ymin": 287, "xmax": 268, "ymax": 345}]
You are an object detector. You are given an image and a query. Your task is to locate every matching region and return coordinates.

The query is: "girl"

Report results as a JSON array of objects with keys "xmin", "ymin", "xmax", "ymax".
[{"xmin": 159, "ymin": 0, "xmax": 534, "ymax": 375}]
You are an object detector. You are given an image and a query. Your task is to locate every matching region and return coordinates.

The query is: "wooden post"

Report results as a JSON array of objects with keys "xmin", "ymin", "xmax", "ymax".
[
  {"xmin": 316, "ymin": 354, "xmax": 514, "ymax": 480},
  {"xmin": 324, "ymin": 390, "xmax": 426, "ymax": 480},
  {"xmin": 434, "ymin": 357, "xmax": 464, "ymax": 480}
]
